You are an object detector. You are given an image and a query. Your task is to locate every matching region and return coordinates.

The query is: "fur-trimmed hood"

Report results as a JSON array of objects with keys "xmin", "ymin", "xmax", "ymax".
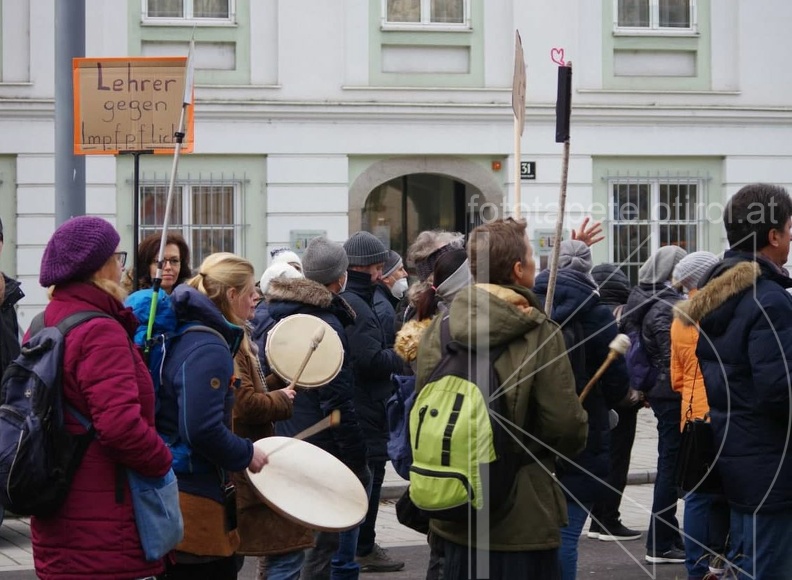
[
  {"xmin": 266, "ymin": 276, "xmax": 356, "ymax": 326},
  {"xmin": 674, "ymin": 261, "xmax": 760, "ymax": 326}
]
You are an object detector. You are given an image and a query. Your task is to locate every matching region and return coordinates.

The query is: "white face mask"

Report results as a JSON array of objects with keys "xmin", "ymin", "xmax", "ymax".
[
  {"xmin": 339, "ymin": 273, "xmax": 348, "ymax": 293},
  {"xmin": 390, "ymin": 277, "xmax": 409, "ymax": 299}
]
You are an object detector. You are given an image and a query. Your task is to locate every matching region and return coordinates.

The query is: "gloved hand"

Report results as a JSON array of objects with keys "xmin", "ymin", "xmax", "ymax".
[{"xmin": 618, "ymin": 388, "xmax": 645, "ymax": 409}]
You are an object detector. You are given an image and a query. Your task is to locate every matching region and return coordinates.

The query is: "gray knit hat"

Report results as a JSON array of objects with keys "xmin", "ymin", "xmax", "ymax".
[
  {"xmin": 672, "ymin": 251, "xmax": 718, "ymax": 291},
  {"xmin": 302, "ymin": 236, "xmax": 349, "ymax": 285},
  {"xmin": 558, "ymin": 240, "xmax": 592, "ymax": 274},
  {"xmin": 382, "ymin": 250, "xmax": 403, "ymax": 278},
  {"xmin": 638, "ymin": 245, "xmax": 687, "ymax": 285},
  {"xmin": 343, "ymin": 231, "xmax": 388, "ymax": 266}
]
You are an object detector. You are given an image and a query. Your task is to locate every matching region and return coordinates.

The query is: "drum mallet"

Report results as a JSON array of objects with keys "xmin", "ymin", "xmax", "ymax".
[
  {"xmin": 293, "ymin": 409, "xmax": 341, "ymax": 441},
  {"xmin": 287, "ymin": 324, "xmax": 326, "ymax": 390},
  {"xmin": 578, "ymin": 333, "xmax": 631, "ymax": 404}
]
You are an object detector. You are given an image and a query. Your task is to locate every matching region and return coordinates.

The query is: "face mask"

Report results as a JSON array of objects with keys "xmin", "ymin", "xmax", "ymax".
[
  {"xmin": 390, "ymin": 277, "xmax": 409, "ymax": 299},
  {"xmin": 339, "ymin": 273, "xmax": 348, "ymax": 293}
]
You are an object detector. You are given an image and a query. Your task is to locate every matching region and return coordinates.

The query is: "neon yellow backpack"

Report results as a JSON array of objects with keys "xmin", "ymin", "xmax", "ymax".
[{"xmin": 408, "ymin": 317, "xmax": 519, "ymax": 522}]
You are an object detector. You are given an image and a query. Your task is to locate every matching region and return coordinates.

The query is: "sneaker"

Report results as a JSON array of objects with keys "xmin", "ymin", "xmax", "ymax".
[
  {"xmin": 587, "ymin": 520, "xmax": 601, "ymax": 539},
  {"xmin": 645, "ymin": 547, "xmax": 686, "ymax": 564},
  {"xmin": 357, "ymin": 543, "xmax": 405, "ymax": 573},
  {"xmin": 597, "ymin": 521, "xmax": 642, "ymax": 541}
]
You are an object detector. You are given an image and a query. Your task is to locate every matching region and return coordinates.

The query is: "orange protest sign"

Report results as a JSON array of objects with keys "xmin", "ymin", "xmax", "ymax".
[{"xmin": 73, "ymin": 57, "xmax": 194, "ymax": 155}]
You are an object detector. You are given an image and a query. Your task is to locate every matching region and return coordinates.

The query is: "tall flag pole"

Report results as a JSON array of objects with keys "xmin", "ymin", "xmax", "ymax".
[
  {"xmin": 544, "ymin": 50, "xmax": 572, "ymax": 318},
  {"xmin": 512, "ymin": 31, "xmax": 526, "ymax": 219},
  {"xmin": 145, "ymin": 36, "xmax": 195, "ymax": 347}
]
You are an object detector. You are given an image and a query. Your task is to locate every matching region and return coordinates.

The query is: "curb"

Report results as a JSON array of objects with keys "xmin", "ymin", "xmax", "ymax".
[{"xmin": 380, "ymin": 470, "xmax": 658, "ymax": 502}]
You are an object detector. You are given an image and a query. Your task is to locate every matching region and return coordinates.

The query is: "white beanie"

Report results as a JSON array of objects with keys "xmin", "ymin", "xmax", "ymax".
[
  {"xmin": 672, "ymin": 251, "xmax": 719, "ymax": 291},
  {"xmin": 270, "ymin": 247, "xmax": 303, "ymax": 271},
  {"xmin": 260, "ymin": 262, "xmax": 303, "ymax": 295}
]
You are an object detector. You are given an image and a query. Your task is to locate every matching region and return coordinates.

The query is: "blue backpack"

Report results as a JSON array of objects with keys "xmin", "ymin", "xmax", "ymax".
[
  {"xmin": 624, "ymin": 328, "xmax": 658, "ymax": 393},
  {"xmin": 0, "ymin": 311, "xmax": 110, "ymax": 516},
  {"xmin": 126, "ymin": 290, "xmax": 223, "ymax": 473},
  {"xmin": 386, "ymin": 373, "xmax": 417, "ymax": 480}
]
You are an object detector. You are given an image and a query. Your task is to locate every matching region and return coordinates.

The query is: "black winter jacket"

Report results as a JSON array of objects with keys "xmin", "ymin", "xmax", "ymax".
[
  {"xmin": 623, "ymin": 283, "xmax": 683, "ymax": 403},
  {"xmin": 264, "ymin": 278, "xmax": 368, "ymax": 471},
  {"xmin": 341, "ymin": 270, "xmax": 404, "ymax": 461},
  {"xmin": 0, "ymin": 274, "xmax": 22, "ymax": 377}
]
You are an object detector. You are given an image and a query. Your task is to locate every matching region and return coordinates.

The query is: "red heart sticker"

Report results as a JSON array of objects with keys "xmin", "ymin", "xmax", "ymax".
[{"xmin": 551, "ymin": 47, "xmax": 566, "ymax": 66}]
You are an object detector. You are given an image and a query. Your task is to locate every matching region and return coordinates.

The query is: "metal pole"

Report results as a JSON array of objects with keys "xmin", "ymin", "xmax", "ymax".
[
  {"xmin": 54, "ymin": 0, "xmax": 86, "ymax": 226},
  {"xmin": 132, "ymin": 152, "xmax": 141, "ymax": 291}
]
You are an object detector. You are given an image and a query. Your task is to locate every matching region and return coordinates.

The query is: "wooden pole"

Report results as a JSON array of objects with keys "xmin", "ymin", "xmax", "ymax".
[{"xmin": 514, "ymin": 118, "xmax": 522, "ymax": 219}]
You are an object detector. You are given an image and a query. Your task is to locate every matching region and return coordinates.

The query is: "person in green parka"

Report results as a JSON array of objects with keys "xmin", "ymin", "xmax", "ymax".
[{"xmin": 414, "ymin": 217, "xmax": 588, "ymax": 580}]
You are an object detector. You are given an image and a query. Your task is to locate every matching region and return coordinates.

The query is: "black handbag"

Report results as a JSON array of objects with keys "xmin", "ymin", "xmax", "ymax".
[
  {"xmin": 674, "ymin": 367, "xmax": 723, "ymax": 495},
  {"xmin": 395, "ymin": 486, "xmax": 430, "ymax": 535}
]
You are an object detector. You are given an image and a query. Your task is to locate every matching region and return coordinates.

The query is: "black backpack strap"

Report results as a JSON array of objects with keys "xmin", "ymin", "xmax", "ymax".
[{"xmin": 56, "ymin": 311, "xmax": 113, "ymax": 336}]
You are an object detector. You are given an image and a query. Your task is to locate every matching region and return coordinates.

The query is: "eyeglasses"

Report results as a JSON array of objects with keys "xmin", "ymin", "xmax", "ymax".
[
  {"xmin": 114, "ymin": 252, "xmax": 127, "ymax": 267},
  {"xmin": 152, "ymin": 257, "xmax": 181, "ymax": 267}
]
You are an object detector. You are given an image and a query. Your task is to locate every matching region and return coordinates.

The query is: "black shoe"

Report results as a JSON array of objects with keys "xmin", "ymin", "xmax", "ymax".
[
  {"xmin": 597, "ymin": 521, "xmax": 641, "ymax": 541},
  {"xmin": 587, "ymin": 520, "xmax": 602, "ymax": 539},
  {"xmin": 645, "ymin": 547, "xmax": 685, "ymax": 564}
]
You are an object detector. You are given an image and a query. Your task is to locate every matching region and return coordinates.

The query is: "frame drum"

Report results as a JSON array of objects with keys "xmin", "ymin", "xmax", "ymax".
[
  {"xmin": 265, "ymin": 314, "xmax": 343, "ymax": 388},
  {"xmin": 245, "ymin": 436, "xmax": 368, "ymax": 532}
]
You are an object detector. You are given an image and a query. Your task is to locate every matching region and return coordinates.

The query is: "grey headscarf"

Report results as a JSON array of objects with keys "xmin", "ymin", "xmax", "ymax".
[
  {"xmin": 638, "ymin": 245, "xmax": 687, "ymax": 285},
  {"xmin": 436, "ymin": 259, "xmax": 472, "ymax": 305}
]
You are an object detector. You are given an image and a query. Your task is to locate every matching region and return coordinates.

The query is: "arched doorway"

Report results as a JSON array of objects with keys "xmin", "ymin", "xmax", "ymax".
[
  {"xmin": 349, "ymin": 156, "xmax": 505, "ymax": 260},
  {"xmin": 362, "ymin": 173, "xmax": 483, "ymax": 259}
]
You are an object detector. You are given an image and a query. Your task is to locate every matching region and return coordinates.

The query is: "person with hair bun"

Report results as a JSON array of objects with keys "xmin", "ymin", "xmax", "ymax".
[
  {"xmin": 31, "ymin": 216, "xmax": 173, "ymax": 580},
  {"xmin": 158, "ymin": 252, "xmax": 268, "ymax": 580}
]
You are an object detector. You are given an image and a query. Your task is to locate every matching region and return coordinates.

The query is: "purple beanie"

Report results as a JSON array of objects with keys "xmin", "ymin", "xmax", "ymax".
[{"xmin": 39, "ymin": 216, "xmax": 120, "ymax": 287}]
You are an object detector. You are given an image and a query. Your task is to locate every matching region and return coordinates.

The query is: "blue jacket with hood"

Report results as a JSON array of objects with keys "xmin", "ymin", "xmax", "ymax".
[{"xmin": 156, "ymin": 284, "xmax": 253, "ymax": 503}]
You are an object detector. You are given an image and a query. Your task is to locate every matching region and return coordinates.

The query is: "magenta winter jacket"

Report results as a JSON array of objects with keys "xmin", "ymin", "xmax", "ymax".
[{"xmin": 30, "ymin": 282, "xmax": 172, "ymax": 580}]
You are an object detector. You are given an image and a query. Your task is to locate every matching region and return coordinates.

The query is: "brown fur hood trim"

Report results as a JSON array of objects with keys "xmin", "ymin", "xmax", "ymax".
[
  {"xmin": 674, "ymin": 261, "xmax": 760, "ymax": 326},
  {"xmin": 266, "ymin": 277, "xmax": 334, "ymax": 309},
  {"xmin": 394, "ymin": 318, "xmax": 433, "ymax": 363}
]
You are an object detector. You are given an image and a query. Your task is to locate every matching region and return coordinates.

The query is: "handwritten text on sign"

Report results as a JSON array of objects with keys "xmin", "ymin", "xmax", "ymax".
[{"xmin": 73, "ymin": 57, "xmax": 194, "ymax": 155}]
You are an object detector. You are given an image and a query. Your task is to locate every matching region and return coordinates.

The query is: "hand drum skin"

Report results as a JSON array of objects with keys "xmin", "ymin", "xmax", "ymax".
[
  {"xmin": 245, "ymin": 436, "xmax": 368, "ymax": 532},
  {"xmin": 265, "ymin": 314, "xmax": 343, "ymax": 388}
]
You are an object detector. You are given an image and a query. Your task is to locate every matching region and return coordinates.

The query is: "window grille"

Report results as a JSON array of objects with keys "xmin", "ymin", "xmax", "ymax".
[
  {"xmin": 137, "ymin": 171, "xmax": 247, "ymax": 268},
  {"xmin": 605, "ymin": 171, "xmax": 707, "ymax": 284}
]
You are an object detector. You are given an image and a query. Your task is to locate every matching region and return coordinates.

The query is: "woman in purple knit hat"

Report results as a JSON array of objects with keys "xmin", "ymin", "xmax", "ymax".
[{"xmin": 31, "ymin": 216, "xmax": 174, "ymax": 580}]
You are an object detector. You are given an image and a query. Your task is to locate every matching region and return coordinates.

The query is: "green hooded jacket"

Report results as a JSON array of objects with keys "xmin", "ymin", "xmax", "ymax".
[{"xmin": 415, "ymin": 283, "xmax": 588, "ymax": 551}]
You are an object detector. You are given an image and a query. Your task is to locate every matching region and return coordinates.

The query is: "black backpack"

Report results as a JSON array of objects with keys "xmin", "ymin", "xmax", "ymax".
[{"xmin": 0, "ymin": 311, "xmax": 109, "ymax": 516}]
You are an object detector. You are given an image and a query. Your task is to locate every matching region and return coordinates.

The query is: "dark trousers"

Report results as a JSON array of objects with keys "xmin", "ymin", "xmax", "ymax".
[
  {"xmin": 356, "ymin": 459, "xmax": 386, "ymax": 556},
  {"xmin": 443, "ymin": 539, "xmax": 560, "ymax": 580},
  {"xmin": 590, "ymin": 405, "xmax": 638, "ymax": 527},
  {"xmin": 645, "ymin": 399, "xmax": 682, "ymax": 553}
]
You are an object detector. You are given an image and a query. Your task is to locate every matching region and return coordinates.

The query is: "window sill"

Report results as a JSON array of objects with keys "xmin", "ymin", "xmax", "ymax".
[
  {"xmin": 380, "ymin": 24, "xmax": 472, "ymax": 33},
  {"xmin": 140, "ymin": 19, "xmax": 238, "ymax": 28},
  {"xmin": 613, "ymin": 28, "xmax": 699, "ymax": 38}
]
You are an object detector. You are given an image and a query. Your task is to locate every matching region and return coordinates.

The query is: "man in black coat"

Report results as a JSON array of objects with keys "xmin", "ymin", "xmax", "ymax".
[
  {"xmin": 0, "ymin": 216, "xmax": 22, "ymax": 379},
  {"xmin": 341, "ymin": 232, "xmax": 405, "ymax": 573}
]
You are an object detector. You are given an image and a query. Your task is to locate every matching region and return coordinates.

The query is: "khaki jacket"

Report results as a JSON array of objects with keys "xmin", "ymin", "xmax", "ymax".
[{"xmin": 414, "ymin": 284, "xmax": 588, "ymax": 551}]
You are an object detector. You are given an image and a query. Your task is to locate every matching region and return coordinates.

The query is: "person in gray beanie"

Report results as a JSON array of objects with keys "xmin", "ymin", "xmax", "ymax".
[
  {"xmin": 340, "ymin": 232, "xmax": 405, "ymax": 572},
  {"xmin": 558, "ymin": 239, "xmax": 594, "ymax": 280},
  {"xmin": 672, "ymin": 251, "xmax": 718, "ymax": 293},
  {"xmin": 373, "ymin": 250, "xmax": 408, "ymax": 348},
  {"xmin": 622, "ymin": 244, "xmax": 688, "ymax": 565},
  {"xmin": 252, "ymin": 234, "xmax": 369, "ymax": 580}
]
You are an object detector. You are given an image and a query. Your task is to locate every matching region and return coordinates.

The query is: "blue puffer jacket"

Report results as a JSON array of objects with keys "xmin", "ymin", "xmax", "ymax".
[
  {"xmin": 251, "ymin": 300, "xmax": 276, "ymax": 371},
  {"xmin": 533, "ymin": 269, "xmax": 629, "ymax": 504},
  {"xmin": 158, "ymin": 285, "xmax": 253, "ymax": 503},
  {"xmin": 263, "ymin": 277, "xmax": 368, "ymax": 472},
  {"xmin": 693, "ymin": 251, "xmax": 792, "ymax": 513},
  {"xmin": 341, "ymin": 270, "xmax": 405, "ymax": 461}
]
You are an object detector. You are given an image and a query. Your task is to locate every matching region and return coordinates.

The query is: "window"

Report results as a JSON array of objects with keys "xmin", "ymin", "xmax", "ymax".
[
  {"xmin": 143, "ymin": 0, "xmax": 235, "ymax": 24},
  {"xmin": 383, "ymin": 0, "xmax": 469, "ymax": 29},
  {"xmin": 615, "ymin": 0, "xmax": 696, "ymax": 34},
  {"xmin": 609, "ymin": 178, "xmax": 701, "ymax": 283},
  {"xmin": 139, "ymin": 183, "xmax": 243, "ymax": 267}
]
